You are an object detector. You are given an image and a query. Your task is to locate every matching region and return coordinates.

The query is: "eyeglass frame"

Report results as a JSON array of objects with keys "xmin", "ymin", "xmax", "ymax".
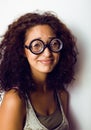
[{"xmin": 24, "ymin": 38, "xmax": 63, "ymax": 55}]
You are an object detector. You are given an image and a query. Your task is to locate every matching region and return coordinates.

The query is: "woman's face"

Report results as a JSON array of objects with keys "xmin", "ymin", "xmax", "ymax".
[{"xmin": 24, "ymin": 25, "xmax": 60, "ymax": 75}]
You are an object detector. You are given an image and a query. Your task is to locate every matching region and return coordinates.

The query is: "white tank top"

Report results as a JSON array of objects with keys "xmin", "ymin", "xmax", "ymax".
[{"xmin": 0, "ymin": 91, "xmax": 69, "ymax": 130}]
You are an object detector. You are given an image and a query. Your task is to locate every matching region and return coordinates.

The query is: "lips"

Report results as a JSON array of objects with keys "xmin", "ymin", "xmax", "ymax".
[{"xmin": 39, "ymin": 59, "xmax": 54, "ymax": 65}]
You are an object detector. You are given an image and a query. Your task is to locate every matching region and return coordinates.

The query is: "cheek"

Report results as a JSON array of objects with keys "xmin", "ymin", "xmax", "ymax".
[
  {"xmin": 25, "ymin": 50, "xmax": 37, "ymax": 64},
  {"xmin": 54, "ymin": 53, "xmax": 60, "ymax": 63},
  {"xmin": 28, "ymin": 55, "xmax": 36, "ymax": 64}
]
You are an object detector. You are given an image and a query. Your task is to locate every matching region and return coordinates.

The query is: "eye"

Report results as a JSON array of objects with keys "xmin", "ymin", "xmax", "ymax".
[
  {"xmin": 31, "ymin": 40, "xmax": 43, "ymax": 52},
  {"xmin": 50, "ymin": 39, "xmax": 61, "ymax": 50},
  {"xmin": 52, "ymin": 41, "xmax": 59, "ymax": 48},
  {"xmin": 49, "ymin": 38, "xmax": 63, "ymax": 52}
]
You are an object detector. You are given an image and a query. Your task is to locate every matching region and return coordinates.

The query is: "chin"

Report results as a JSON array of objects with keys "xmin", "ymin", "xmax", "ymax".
[
  {"xmin": 40, "ymin": 68, "xmax": 53, "ymax": 73},
  {"xmin": 38, "ymin": 66, "xmax": 55, "ymax": 73}
]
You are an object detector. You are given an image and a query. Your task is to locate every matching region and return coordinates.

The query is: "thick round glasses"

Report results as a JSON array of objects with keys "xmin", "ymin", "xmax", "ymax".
[{"xmin": 24, "ymin": 38, "xmax": 63, "ymax": 55}]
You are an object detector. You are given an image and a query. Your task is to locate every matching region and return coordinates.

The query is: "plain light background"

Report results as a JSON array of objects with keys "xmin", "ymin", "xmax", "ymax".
[{"xmin": 0, "ymin": 0, "xmax": 91, "ymax": 130}]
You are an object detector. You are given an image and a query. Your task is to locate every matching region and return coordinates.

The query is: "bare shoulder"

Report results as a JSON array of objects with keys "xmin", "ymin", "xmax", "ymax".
[
  {"xmin": 58, "ymin": 89, "xmax": 69, "ymax": 116},
  {"xmin": 0, "ymin": 89, "xmax": 26, "ymax": 130},
  {"xmin": 1, "ymin": 89, "xmax": 26, "ymax": 110}
]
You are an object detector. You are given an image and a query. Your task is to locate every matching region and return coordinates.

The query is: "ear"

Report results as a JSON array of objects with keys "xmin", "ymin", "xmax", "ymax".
[
  {"xmin": 23, "ymin": 52, "xmax": 26, "ymax": 57},
  {"xmin": 23, "ymin": 49, "xmax": 27, "ymax": 58}
]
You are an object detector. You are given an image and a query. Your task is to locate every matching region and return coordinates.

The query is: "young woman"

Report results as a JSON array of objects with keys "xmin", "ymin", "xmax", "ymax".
[{"xmin": 0, "ymin": 11, "xmax": 78, "ymax": 130}]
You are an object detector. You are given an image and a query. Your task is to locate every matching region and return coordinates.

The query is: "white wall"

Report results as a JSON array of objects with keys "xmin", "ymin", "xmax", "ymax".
[{"xmin": 0, "ymin": 0, "xmax": 91, "ymax": 130}]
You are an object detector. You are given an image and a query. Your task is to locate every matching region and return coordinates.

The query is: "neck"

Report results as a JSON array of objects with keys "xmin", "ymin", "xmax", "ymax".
[{"xmin": 31, "ymin": 71, "xmax": 48, "ymax": 92}]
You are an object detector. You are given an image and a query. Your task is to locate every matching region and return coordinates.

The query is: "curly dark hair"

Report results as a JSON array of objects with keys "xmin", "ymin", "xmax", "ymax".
[{"xmin": 0, "ymin": 11, "xmax": 78, "ymax": 99}]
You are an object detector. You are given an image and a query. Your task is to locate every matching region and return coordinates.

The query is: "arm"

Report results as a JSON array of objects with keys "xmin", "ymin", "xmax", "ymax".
[{"xmin": 0, "ymin": 89, "xmax": 26, "ymax": 130}]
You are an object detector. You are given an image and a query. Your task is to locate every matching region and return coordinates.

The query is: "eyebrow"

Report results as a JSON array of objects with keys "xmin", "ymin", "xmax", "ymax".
[
  {"xmin": 48, "ymin": 36, "xmax": 57, "ymax": 39},
  {"xmin": 36, "ymin": 36, "xmax": 57, "ymax": 40},
  {"xmin": 25, "ymin": 36, "xmax": 57, "ymax": 45}
]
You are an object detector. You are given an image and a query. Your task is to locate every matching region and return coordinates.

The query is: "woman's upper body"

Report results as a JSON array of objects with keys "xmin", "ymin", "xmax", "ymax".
[
  {"xmin": 0, "ymin": 11, "xmax": 78, "ymax": 130},
  {"xmin": 0, "ymin": 89, "xmax": 69, "ymax": 130}
]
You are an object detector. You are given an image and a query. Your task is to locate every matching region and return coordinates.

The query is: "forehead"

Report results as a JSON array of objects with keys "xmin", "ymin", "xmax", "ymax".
[{"xmin": 25, "ymin": 24, "xmax": 55, "ymax": 41}]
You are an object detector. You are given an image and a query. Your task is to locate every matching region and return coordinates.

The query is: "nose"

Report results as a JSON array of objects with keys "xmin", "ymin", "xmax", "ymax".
[{"xmin": 43, "ymin": 47, "xmax": 52, "ymax": 57}]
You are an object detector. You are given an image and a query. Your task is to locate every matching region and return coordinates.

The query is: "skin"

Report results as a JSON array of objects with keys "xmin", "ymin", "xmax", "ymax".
[
  {"xmin": 24, "ymin": 25, "xmax": 60, "ymax": 81},
  {"xmin": 0, "ymin": 89, "xmax": 26, "ymax": 130},
  {"xmin": 0, "ymin": 25, "xmax": 68, "ymax": 130}
]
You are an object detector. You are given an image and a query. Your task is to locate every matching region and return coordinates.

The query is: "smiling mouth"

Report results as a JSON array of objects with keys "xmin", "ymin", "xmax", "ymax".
[{"xmin": 39, "ymin": 59, "xmax": 54, "ymax": 65}]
